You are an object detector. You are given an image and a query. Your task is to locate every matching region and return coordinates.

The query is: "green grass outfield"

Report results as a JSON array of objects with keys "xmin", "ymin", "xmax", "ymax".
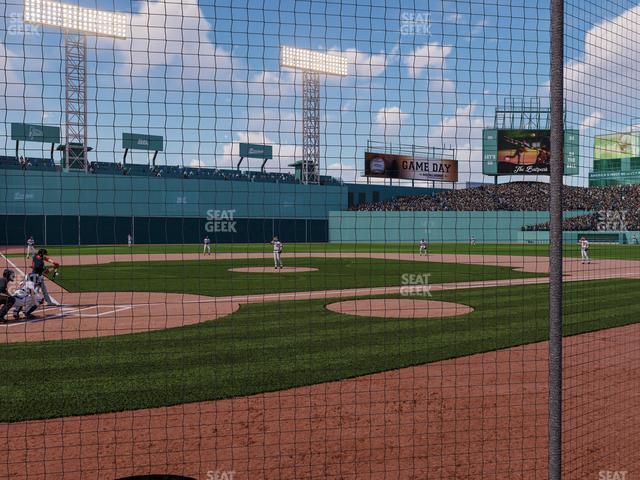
[
  {"xmin": 7, "ymin": 242, "xmax": 640, "ymax": 260},
  {"xmin": 0, "ymin": 278, "xmax": 636, "ymax": 422},
  {"xmin": 53, "ymin": 257, "xmax": 541, "ymax": 297}
]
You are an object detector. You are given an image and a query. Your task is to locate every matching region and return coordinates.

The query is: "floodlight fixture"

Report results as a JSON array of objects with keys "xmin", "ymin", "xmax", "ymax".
[
  {"xmin": 24, "ymin": 0, "xmax": 127, "ymax": 38},
  {"xmin": 23, "ymin": 0, "xmax": 127, "ymax": 171},
  {"xmin": 280, "ymin": 46, "xmax": 348, "ymax": 76},
  {"xmin": 280, "ymin": 46, "xmax": 348, "ymax": 184}
]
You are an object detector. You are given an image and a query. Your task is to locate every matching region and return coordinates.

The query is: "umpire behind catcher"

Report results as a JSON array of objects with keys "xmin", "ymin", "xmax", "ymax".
[{"xmin": 0, "ymin": 269, "xmax": 16, "ymax": 322}]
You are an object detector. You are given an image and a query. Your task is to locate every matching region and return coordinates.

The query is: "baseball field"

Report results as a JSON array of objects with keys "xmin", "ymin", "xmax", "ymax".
[{"xmin": 2, "ymin": 242, "xmax": 640, "ymax": 479}]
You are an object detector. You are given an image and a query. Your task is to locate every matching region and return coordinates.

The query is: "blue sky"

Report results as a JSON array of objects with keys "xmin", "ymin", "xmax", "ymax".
[{"xmin": 2, "ymin": 0, "xmax": 640, "ymax": 186}]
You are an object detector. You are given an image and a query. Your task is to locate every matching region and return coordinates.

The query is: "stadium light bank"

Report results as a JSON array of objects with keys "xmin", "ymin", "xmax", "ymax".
[{"xmin": 280, "ymin": 46, "xmax": 348, "ymax": 185}]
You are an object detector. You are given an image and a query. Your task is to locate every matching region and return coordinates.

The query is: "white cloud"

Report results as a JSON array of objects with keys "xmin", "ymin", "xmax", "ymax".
[
  {"xmin": 446, "ymin": 13, "xmax": 464, "ymax": 24},
  {"xmin": 189, "ymin": 158, "xmax": 206, "ymax": 168},
  {"xmin": 373, "ymin": 106, "xmax": 408, "ymax": 137},
  {"xmin": 340, "ymin": 48, "xmax": 393, "ymax": 77},
  {"xmin": 403, "ymin": 42, "xmax": 453, "ymax": 77},
  {"xmin": 565, "ymin": 5, "xmax": 640, "ymax": 121},
  {"xmin": 114, "ymin": 0, "xmax": 235, "ymax": 86},
  {"xmin": 429, "ymin": 103, "xmax": 489, "ymax": 182},
  {"xmin": 325, "ymin": 161, "xmax": 358, "ymax": 182},
  {"xmin": 580, "ymin": 111, "xmax": 603, "ymax": 132}
]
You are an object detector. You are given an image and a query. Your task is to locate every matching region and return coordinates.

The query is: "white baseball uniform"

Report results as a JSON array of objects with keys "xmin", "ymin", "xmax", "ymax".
[
  {"xmin": 419, "ymin": 240, "xmax": 427, "ymax": 256},
  {"xmin": 272, "ymin": 240, "xmax": 283, "ymax": 269},
  {"xmin": 580, "ymin": 239, "xmax": 590, "ymax": 263},
  {"xmin": 203, "ymin": 237, "xmax": 211, "ymax": 255},
  {"xmin": 26, "ymin": 238, "xmax": 36, "ymax": 259},
  {"xmin": 12, "ymin": 280, "xmax": 43, "ymax": 313}
]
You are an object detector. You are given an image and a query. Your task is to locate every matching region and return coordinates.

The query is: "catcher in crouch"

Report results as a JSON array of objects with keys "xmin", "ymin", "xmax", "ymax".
[{"xmin": 12, "ymin": 273, "xmax": 45, "ymax": 320}]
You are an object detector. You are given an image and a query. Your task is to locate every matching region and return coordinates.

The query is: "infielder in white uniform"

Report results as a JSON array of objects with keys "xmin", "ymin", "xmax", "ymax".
[
  {"xmin": 127, "ymin": 233, "xmax": 133, "ymax": 248},
  {"xmin": 203, "ymin": 235, "xmax": 211, "ymax": 255},
  {"xmin": 419, "ymin": 239, "xmax": 428, "ymax": 256},
  {"xmin": 271, "ymin": 236, "xmax": 283, "ymax": 269},
  {"xmin": 26, "ymin": 236, "xmax": 36, "ymax": 259},
  {"xmin": 12, "ymin": 273, "xmax": 44, "ymax": 320},
  {"xmin": 580, "ymin": 236, "xmax": 590, "ymax": 264}
]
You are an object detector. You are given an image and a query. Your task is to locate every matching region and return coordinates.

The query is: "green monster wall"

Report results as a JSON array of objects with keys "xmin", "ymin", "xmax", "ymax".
[
  {"xmin": 328, "ymin": 210, "xmax": 589, "ymax": 243},
  {"xmin": 0, "ymin": 170, "xmax": 346, "ymax": 245}
]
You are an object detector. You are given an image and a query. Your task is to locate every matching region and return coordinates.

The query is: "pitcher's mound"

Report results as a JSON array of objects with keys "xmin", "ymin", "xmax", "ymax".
[
  {"xmin": 229, "ymin": 267, "xmax": 318, "ymax": 273},
  {"xmin": 326, "ymin": 298, "xmax": 473, "ymax": 318}
]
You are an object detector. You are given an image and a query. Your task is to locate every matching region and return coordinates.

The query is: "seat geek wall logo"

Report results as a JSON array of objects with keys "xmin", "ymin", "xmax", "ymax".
[{"xmin": 205, "ymin": 209, "xmax": 237, "ymax": 233}]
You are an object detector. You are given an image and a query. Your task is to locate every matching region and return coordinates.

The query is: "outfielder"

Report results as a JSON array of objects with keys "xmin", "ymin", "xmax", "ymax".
[
  {"xmin": 580, "ymin": 236, "xmax": 590, "ymax": 264},
  {"xmin": 12, "ymin": 273, "xmax": 44, "ymax": 320},
  {"xmin": 271, "ymin": 236, "xmax": 283, "ymax": 269},
  {"xmin": 419, "ymin": 239, "xmax": 428, "ymax": 256},
  {"xmin": 26, "ymin": 236, "xmax": 36, "ymax": 259},
  {"xmin": 203, "ymin": 235, "xmax": 211, "ymax": 255}
]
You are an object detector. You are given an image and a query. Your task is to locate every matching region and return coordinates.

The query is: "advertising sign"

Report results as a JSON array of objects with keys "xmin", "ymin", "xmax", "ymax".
[{"xmin": 364, "ymin": 152, "xmax": 458, "ymax": 182}]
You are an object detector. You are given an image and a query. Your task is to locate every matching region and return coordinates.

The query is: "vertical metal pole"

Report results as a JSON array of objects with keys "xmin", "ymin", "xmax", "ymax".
[
  {"xmin": 549, "ymin": 0, "xmax": 564, "ymax": 478},
  {"xmin": 302, "ymin": 71, "xmax": 320, "ymax": 184},
  {"xmin": 64, "ymin": 31, "xmax": 88, "ymax": 171}
]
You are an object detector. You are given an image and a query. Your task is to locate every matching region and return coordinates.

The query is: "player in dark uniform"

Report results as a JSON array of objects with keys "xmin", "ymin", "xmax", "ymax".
[
  {"xmin": 0, "ymin": 269, "xmax": 16, "ymax": 322},
  {"xmin": 32, "ymin": 249, "xmax": 59, "ymax": 306}
]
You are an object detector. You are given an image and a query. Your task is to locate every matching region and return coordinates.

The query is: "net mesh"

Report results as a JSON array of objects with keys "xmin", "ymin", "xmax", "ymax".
[{"xmin": 0, "ymin": 0, "xmax": 638, "ymax": 479}]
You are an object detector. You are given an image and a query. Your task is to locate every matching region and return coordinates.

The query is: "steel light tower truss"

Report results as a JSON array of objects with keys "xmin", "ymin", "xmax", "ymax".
[
  {"xmin": 64, "ymin": 31, "xmax": 88, "ymax": 169},
  {"xmin": 280, "ymin": 46, "xmax": 348, "ymax": 184},
  {"xmin": 24, "ymin": 0, "xmax": 127, "ymax": 171},
  {"xmin": 302, "ymin": 71, "xmax": 321, "ymax": 184}
]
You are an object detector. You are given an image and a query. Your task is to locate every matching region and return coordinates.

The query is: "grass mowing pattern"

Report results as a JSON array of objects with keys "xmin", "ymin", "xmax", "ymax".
[
  {"xmin": 53, "ymin": 257, "xmax": 540, "ymax": 297},
  {"xmin": 0, "ymin": 279, "xmax": 637, "ymax": 422},
  {"xmin": 10, "ymin": 241, "xmax": 640, "ymax": 260}
]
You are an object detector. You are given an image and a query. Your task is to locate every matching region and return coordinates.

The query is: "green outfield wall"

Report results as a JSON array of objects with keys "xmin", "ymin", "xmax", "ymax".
[
  {"xmin": 328, "ymin": 210, "xmax": 589, "ymax": 243},
  {"xmin": 0, "ymin": 170, "xmax": 346, "ymax": 245}
]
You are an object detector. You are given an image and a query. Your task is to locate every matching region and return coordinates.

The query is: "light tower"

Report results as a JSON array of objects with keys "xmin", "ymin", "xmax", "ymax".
[
  {"xmin": 280, "ymin": 46, "xmax": 347, "ymax": 184},
  {"xmin": 24, "ymin": 0, "xmax": 127, "ymax": 171}
]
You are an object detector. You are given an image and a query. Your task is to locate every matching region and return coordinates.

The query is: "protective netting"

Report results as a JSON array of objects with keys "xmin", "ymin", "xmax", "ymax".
[{"xmin": 0, "ymin": 0, "xmax": 638, "ymax": 479}]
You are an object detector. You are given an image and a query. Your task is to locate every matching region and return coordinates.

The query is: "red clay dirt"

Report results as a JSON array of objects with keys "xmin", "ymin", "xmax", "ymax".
[
  {"xmin": 228, "ymin": 266, "xmax": 318, "ymax": 273},
  {"xmin": 326, "ymin": 298, "xmax": 474, "ymax": 318},
  {"xmin": 1, "ymin": 251, "xmax": 639, "ymax": 479}
]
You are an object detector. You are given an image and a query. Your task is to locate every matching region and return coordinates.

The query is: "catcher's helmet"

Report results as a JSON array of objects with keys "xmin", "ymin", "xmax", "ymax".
[
  {"xmin": 2, "ymin": 268, "xmax": 15, "ymax": 281},
  {"xmin": 26, "ymin": 273, "xmax": 41, "ymax": 285}
]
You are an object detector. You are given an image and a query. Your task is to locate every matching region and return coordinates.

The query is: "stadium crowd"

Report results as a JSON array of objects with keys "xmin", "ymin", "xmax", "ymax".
[
  {"xmin": 352, "ymin": 181, "xmax": 640, "ymax": 214},
  {"xmin": 353, "ymin": 181, "xmax": 640, "ymax": 231}
]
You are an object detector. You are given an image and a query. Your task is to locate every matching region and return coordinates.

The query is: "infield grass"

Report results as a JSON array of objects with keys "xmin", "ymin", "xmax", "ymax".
[
  {"xmin": 0, "ymin": 278, "xmax": 637, "ymax": 422},
  {"xmin": 53, "ymin": 257, "xmax": 541, "ymax": 297}
]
